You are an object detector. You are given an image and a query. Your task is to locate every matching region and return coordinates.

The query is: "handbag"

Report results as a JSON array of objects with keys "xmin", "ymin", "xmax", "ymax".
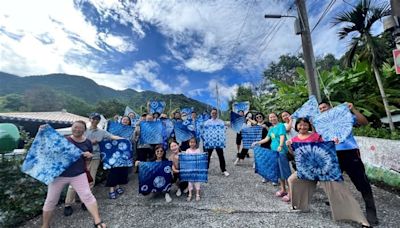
[{"xmin": 84, "ymin": 161, "xmax": 93, "ymax": 183}]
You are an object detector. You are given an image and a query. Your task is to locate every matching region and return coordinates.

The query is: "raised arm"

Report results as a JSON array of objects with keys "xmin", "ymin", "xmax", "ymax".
[{"xmin": 348, "ymin": 103, "xmax": 368, "ymax": 126}]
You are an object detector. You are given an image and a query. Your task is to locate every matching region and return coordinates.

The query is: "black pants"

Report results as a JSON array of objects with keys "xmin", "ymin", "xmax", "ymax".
[
  {"xmin": 172, "ymin": 173, "xmax": 188, "ymax": 190},
  {"xmin": 337, "ymin": 149, "xmax": 378, "ymax": 223},
  {"xmin": 238, "ymin": 148, "xmax": 249, "ymax": 159},
  {"xmin": 207, "ymin": 148, "xmax": 226, "ymax": 172}
]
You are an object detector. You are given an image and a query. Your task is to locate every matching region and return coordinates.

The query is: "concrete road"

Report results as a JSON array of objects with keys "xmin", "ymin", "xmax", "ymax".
[{"xmin": 22, "ymin": 129, "xmax": 400, "ymax": 228}]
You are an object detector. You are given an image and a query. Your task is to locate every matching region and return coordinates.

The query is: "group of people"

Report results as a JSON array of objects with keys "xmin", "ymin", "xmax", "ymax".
[
  {"xmin": 233, "ymin": 101, "xmax": 377, "ymax": 228},
  {"xmin": 38, "ymin": 101, "xmax": 378, "ymax": 228}
]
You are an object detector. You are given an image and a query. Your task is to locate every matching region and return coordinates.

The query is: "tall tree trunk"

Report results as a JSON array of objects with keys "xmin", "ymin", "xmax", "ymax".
[{"xmin": 371, "ymin": 60, "xmax": 395, "ymax": 132}]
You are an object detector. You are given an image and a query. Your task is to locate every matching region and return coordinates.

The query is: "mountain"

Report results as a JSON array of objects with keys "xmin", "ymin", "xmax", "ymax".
[{"xmin": 0, "ymin": 72, "xmax": 210, "ymax": 114}]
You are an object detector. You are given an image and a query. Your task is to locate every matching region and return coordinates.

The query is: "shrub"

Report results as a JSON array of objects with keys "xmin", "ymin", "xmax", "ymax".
[{"xmin": 353, "ymin": 125, "xmax": 400, "ymax": 140}]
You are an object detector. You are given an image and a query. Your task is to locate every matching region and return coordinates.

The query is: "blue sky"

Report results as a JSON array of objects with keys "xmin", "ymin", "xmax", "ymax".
[{"xmin": 0, "ymin": 0, "xmax": 386, "ymax": 110}]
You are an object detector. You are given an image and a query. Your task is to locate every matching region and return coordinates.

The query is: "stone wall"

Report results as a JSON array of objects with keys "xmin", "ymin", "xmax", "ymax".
[{"xmin": 356, "ymin": 136, "xmax": 400, "ymax": 188}]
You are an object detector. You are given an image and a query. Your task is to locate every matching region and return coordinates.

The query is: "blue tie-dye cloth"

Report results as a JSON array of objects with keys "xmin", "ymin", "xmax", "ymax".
[
  {"xmin": 181, "ymin": 107, "xmax": 194, "ymax": 119},
  {"xmin": 241, "ymin": 125, "xmax": 263, "ymax": 149},
  {"xmin": 292, "ymin": 141, "xmax": 343, "ymax": 181},
  {"xmin": 230, "ymin": 111, "xmax": 245, "ymax": 133},
  {"xmin": 174, "ymin": 120, "xmax": 195, "ymax": 143},
  {"xmin": 291, "ymin": 95, "xmax": 320, "ymax": 120},
  {"xmin": 313, "ymin": 103, "xmax": 353, "ymax": 143},
  {"xmin": 138, "ymin": 161, "xmax": 173, "ymax": 195},
  {"xmin": 232, "ymin": 101, "xmax": 250, "ymax": 114},
  {"xmin": 140, "ymin": 121, "xmax": 163, "ymax": 144},
  {"xmin": 21, "ymin": 125, "xmax": 82, "ymax": 185},
  {"xmin": 149, "ymin": 100, "xmax": 166, "ymax": 114},
  {"xmin": 107, "ymin": 121, "xmax": 134, "ymax": 140},
  {"xmin": 253, "ymin": 146, "xmax": 279, "ymax": 183},
  {"xmin": 179, "ymin": 153, "xmax": 208, "ymax": 182},
  {"xmin": 99, "ymin": 139, "xmax": 133, "ymax": 170},
  {"xmin": 202, "ymin": 125, "xmax": 226, "ymax": 149}
]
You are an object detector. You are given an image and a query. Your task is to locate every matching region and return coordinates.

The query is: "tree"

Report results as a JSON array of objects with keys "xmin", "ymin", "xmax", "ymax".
[
  {"xmin": 95, "ymin": 99, "xmax": 126, "ymax": 119},
  {"xmin": 316, "ymin": 54, "xmax": 340, "ymax": 72},
  {"xmin": 228, "ymin": 86, "xmax": 254, "ymax": 111},
  {"xmin": 263, "ymin": 54, "xmax": 304, "ymax": 85},
  {"xmin": 2, "ymin": 94, "xmax": 25, "ymax": 111},
  {"xmin": 333, "ymin": 0, "xmax": 395, "ymax": 131}
]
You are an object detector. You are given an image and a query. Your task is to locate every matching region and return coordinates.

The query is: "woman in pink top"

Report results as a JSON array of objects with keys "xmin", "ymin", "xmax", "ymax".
[
  {"xmin": 185, "ymin": 137, "xmax": 202, "ymax": 202},
  {"xmin": 287, "ymin": 118, "xmax": 371, "ymax": 228}
]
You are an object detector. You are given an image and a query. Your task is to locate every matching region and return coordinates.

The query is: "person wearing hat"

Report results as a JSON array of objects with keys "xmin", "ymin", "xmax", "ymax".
[{"xmin": 64, "ymin": 113, "xmax": 123, "ymax": 217}]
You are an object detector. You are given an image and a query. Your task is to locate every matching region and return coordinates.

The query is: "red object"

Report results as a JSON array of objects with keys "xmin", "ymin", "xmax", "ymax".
[
  {"xmin": 370, "ymin": 145, "xmax": 376, "ymax": 151},
  {"xmin": 393, "ymin": 49, "xmax": 400, "ymax": 74}
]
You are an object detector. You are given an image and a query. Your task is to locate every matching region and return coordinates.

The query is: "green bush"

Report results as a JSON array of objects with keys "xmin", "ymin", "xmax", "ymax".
[
  {"xmin": 0, "ymin": 158, "xmax": 47, "ymax": 227},
  {"xmin": 353, "ymin": 125, "xmax": 400, "ymax": 140}
]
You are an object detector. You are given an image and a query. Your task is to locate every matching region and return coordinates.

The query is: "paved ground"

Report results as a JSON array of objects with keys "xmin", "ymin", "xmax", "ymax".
[{"xmin": 22, "ymin": 129, "xmax": 400, "ymax": 228}]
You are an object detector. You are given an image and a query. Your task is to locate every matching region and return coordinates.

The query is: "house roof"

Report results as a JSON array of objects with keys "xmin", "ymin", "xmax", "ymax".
[{"xmin": 0, "ymin": 110, "xmax": 89, "ymax": 125}]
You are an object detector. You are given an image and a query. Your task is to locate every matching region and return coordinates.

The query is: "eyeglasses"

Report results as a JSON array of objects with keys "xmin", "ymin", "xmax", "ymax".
[{"xmin": 256, "ymin": 116, "xmax": 263, "ymax": 119}]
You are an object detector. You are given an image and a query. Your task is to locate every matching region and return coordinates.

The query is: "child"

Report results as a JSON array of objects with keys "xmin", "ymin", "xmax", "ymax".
[
  {"xmin": 168, "ymin": 141, "xmax": 188, "ymax": 197},
  {"xmin": 135, "ymin": 145, "xmax": 172, "ymax": 203},
  {"xmin": 287, "ymin": 118, "xmax": 371, "ymax": 228},
  {"xmin": 185, "ymin": 137, "xmax": 202, "ymax": 201}
]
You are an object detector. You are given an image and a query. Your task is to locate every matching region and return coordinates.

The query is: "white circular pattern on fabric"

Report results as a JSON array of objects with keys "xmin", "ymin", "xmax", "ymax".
[
  {"xmin": 112, "ymin": 140, "xmax": 118, "ymax": 146},
  {"xmin": 164, "ymin": 166, "xmax": 171, "ymax": 174},
  {"xmin": 105, "ymin": 143, "xmax": 112, "ymax": 150},
  {"xmin": 153, "ymin": 176, "xmax": 166, "ymax": 188},
  {"xmin": 118, "ymin": 142, "xmax": 128, "ymax": 151},
  {"xmin": 187, "ymin": 125, "xmax": 195, "ymax": 131},
  {"xmin": 151, "ymin": 101, "xmax": 158, "ymax": 108},
  {"xmin": 151, "ymin": 188, "xmax": 157, "ymax": 193},
  {"xmin": 183, "ymin": 120, "xmax": 190, "ymax": 125},
  {"xmin": 141, "ymin": 185, "xmax": 148, "ymax": 191}
]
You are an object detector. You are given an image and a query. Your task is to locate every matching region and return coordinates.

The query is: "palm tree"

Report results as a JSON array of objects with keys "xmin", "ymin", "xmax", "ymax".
[{"xmin": 333, "ymin": 0, "xmax": 395, "ymax": 131}]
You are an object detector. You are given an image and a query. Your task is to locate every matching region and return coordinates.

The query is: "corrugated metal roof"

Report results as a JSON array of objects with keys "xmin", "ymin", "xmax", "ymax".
[{"xmin": 0, "ymin": 111, "xmax": 89, "ymax": 124}]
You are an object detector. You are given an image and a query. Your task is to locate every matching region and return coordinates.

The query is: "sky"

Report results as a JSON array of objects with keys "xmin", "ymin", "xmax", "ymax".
[{"xmin": 0, "ymin": 0, "xmax": 387, "ymax": 110}]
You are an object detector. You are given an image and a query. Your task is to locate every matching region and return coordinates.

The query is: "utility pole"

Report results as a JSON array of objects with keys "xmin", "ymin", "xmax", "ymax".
[
  {"xmin": 215, "ymin": 83, "xmax": 221, "ymax": 117},
  {"xmin": 296, "ymin": 0, "xmax": 321, "ymax": 102}
]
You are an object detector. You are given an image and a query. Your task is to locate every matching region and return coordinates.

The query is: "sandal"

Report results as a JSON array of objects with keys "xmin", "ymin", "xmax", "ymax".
[
  {"xmin": 116, "ymin": 187, "xmax": 124, "ymax": 195},
  {"xmin": 275, "ymin": 190, "xmax": 287, "ymax": 197},
  {"xmin": 94, "ymin": 221, "xmax": 106, "ymax": 228},
  {"xmin": 109, "ymin": 191, "xmax": 117, "ymax": 199},
  {"xmin": 187, "ymin": 194, "xmax": 192, "ymax": 202},
  {"xmin": 195, "ymin": 194, "xmax": 201, "ymax": 201},
  {"xmin": 282, "ymin": 195, "xmax": 290, "ymax": 202}
]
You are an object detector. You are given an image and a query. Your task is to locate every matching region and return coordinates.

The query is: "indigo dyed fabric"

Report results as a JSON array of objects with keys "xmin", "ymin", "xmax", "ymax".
[
  {"xmin": 99, "ymin": 139, "xmax": 133, "ymax": 170},
  {"xmin": 179, "ymin": 153, "xmax": 208, "ymax": 182},
  {"xmin": 230, "ymin": 111, "xmax": 245, "ymax": 133},
  {"xmin": 313, "ymin": 103, "xmax": 353, "ymax": 143},
  {"xmin": 180, "ymin": 107, "xmax": 194, "ymax": 119},
  {"xmin": 292, "ymin": 141, "xmax": 343, "ymax": 181},
  {"xmin": 253, "ymin": 146, "xmax": 279, "ymax": 183},
  {"xmin": 138, "ymin": 161, "xmax": 173, "ymax": 195},
  {"xmin": 241, "ymin": 125, "xmax": 263, "ymax": 149},
  {"xmin": 174, "ymin": 120, "xmax": 195, "ymax": 143},
  {"xmin": 21, "ymin": 125, "xmax": 82, "ymax": 185},
  {"xmin": 107, "ymin": 121, "xmax": 134, "ymax": 140},
  {"xmin": 291, "ymin": 95, "xmax": 320, "ymax": 120},
  {"xmin": 232, "ymin": 101, "xmax": 250, "ymax": 114},
  {"xmin": 149, "ymin": 100, "xmax": 166, "ymax": 114},
  {"xmin": 139, "ymin": 121, "xmax": 163, "ymax": 144},
  {"xmin": 202, "ymin": 125, "xmax": 226, "ymax": 149}
]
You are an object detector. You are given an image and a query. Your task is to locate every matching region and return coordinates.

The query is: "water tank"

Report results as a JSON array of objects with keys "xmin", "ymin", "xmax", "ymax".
[{"xmin": 0, "ymin": 123, "xmax": 20, "ymax": 153}]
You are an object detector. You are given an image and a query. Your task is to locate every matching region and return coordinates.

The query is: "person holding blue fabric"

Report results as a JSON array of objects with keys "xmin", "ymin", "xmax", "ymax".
[
  {"xmin": 319, "ymin": 101, "xmax": 378, "ymax": 226},
  {"xmin": 253, "ymin": 112, "xmax": 292, "ymax": 198}
]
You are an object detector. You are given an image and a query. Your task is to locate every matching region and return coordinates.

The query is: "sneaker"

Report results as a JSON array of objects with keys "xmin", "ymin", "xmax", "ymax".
[
  {"xmin": 262, "ymin": 178, "xmax": 267, "ymax": 183},
  {"xmin": 234, "ymin": 158, "xmax": 239, "ymax": 166},
  {"xmin": 223, "ymin": 171, "xmax": 230, "ymax": 177},
  {"xmin": 63, "ymin": 206, "xmax": 73, "ymax": 216},
  {"xmin": 81, "ymin": 203, "xmax": 87, "ymax": 211},
  {"xmin": 176, "ymin": 189, "xmax": 182, "ymax": 197},
  {"xmin": 165, "ymin": 193, "xmax": 172, "ymax": 203}
]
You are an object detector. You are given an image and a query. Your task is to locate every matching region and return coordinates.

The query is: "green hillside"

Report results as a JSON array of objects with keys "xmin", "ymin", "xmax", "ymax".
[{"xmin": 0, "ymin": 72, "xmax": 210, "ymax": 117}]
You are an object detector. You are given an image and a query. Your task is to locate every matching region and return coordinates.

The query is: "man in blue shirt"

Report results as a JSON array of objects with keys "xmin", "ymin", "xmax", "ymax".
[{"xmin": 319, "ymin": 101, "xmax": 378, "ymax": 226}]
